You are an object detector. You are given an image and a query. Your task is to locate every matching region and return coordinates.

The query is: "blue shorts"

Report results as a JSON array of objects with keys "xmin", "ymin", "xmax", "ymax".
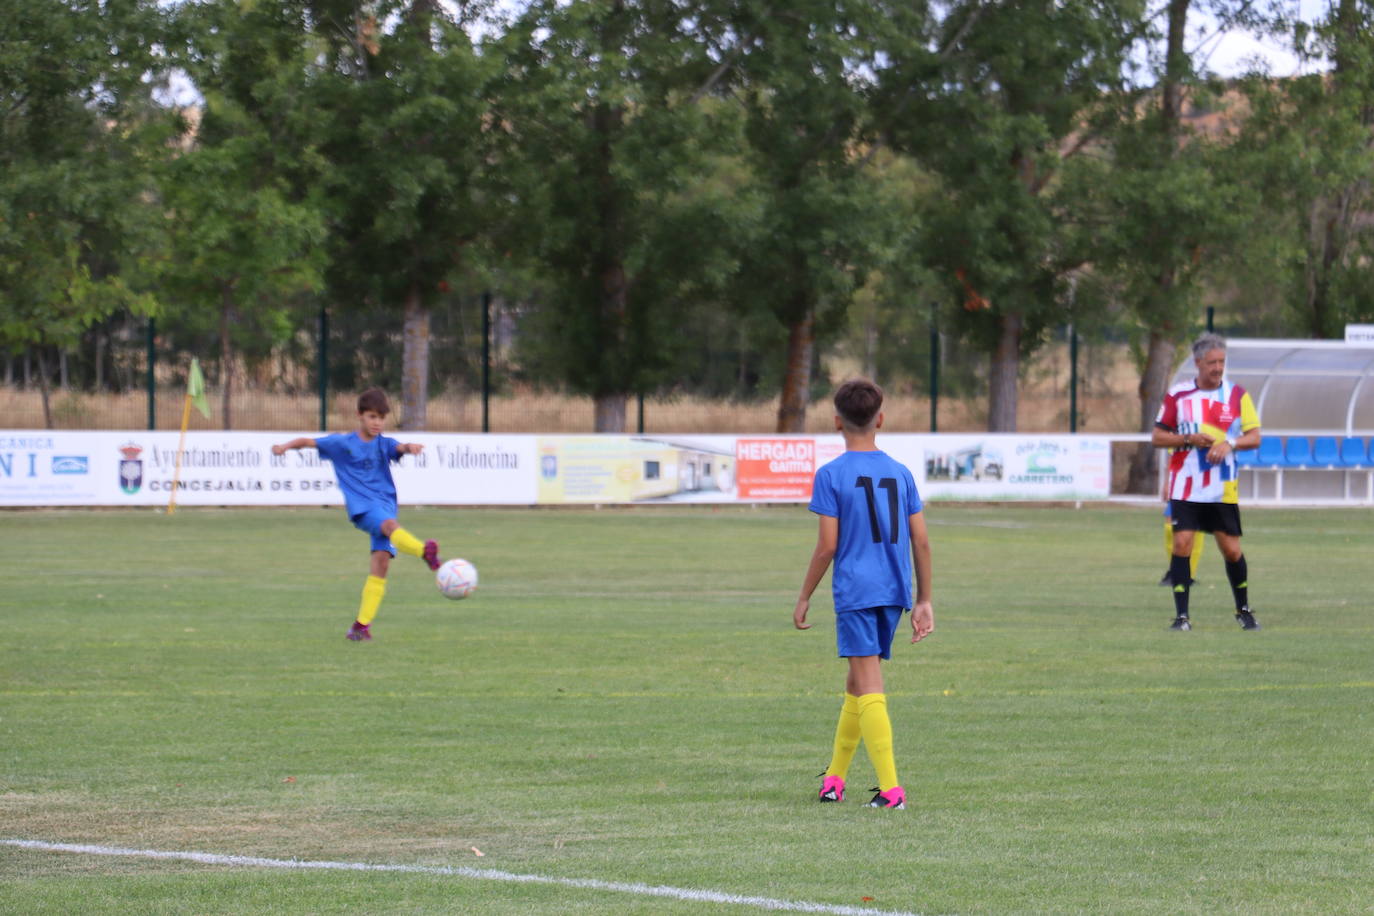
[
  {"xmin": 351, "ymin": 507, "xmax": 397, "ymax": 555},
  {"xmin": 836, "ymin": 606, "xmax": 905, "ymax": 660}
]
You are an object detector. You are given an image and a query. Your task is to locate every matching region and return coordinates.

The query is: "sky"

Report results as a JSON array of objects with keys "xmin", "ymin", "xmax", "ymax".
[
  {"xmin": 1195, "ymin": 1, "xmax": 1330, "ymax": 78},
  {"xmin": 156, "ymin": 2, "xmax": 1333, "ymax": 108}
]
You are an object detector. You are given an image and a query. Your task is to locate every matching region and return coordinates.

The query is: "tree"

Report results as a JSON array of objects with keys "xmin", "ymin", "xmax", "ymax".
[
  {"xmin": 495, "ymin": 0, "xmax": 749, "ymax": 431},
  {"xmin": 1067, "ymin": 0, "xmax": 1254, "ymax": 490},
  {"xmin": 720, "ymin": 0, "xmax": 898, "ymax": 432},
  {"xmin": 882, "ymin": 0, "xmax": 1146, "ymax": 431},
  {"xmin": 1232, "ymin": 0, "xmax": 1374, "ymax": 340},
  {"xmin": 0, "ymin": 0, "xmax": 168, "ymax": 426},
  {"xmin": 307, "ymin": 0, "xmax": 497, "ymax": 429},
  {"xmin": 162, "ymin": 1, "xmax": 326, "ymax": 429}
]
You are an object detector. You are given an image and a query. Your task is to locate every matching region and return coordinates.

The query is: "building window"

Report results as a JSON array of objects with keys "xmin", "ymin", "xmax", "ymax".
[{"xmin": 644, "ymin": 460, "xmax": 660, "ymax": 480}]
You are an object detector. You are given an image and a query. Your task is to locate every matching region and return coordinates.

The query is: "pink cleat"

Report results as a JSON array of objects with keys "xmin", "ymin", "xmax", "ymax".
[
  {"xmin": 819, "ymin": 774, "xmax": 845, "ymax": 803},
  {"xmin": 346, "ymin": 621, "xmax": 372, "ymax": 641},
  {"xmin": 422, "ymin": 539, "xmax": 441, "ymax": 571},
  {"xmin": 867, "ymin": 786, "xmax": 906, "ymax": 809}
]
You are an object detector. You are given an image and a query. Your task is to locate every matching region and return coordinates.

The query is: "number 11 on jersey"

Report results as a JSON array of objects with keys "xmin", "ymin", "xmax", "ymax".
[{"xmin": 855, "ymin": 476, "xmax": 899, "ymax": 544}]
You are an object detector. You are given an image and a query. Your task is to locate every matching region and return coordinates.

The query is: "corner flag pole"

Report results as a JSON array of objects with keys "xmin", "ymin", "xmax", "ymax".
[{"xmin": 168, "ymin": 358, "xmax": 210, "ymax": 515}]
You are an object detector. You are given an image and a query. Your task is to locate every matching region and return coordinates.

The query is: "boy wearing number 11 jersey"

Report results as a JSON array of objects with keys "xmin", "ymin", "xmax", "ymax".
[{"xmin": 793, "ymin": 379, "xmax": 934, "ymax": 810}]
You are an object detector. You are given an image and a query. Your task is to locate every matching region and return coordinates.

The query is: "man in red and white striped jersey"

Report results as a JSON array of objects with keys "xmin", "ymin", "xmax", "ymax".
[{"xmin": 1151, "ymin": 333, "xmax": 1263, "ymax": 631}]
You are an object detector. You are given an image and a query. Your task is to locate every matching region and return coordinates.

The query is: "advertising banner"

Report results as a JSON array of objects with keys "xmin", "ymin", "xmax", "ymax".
[
  {"xmin": 732, "ymin": 438, "xmax": 846, "ymax": 501},
  {"xmin": 0, "ymin": 431, "xmax": 537, "ymax": 507},
  {"xmin": 0, "ymin": 430, "xmax": 1113, "ymax": 507},
  {"xmin": 899, "ymin": 434, "xmax": 1112, "ymax": 502}
]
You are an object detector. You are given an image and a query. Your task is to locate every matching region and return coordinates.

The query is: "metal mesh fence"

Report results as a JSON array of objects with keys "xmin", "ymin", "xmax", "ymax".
[{"xmin": 1, "ymin": 310, "xmax": 1141, "ymax": 434}]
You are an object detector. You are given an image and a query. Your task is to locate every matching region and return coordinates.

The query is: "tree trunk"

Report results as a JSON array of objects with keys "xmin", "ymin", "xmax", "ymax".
[
  {"xmin": 1127, "ymin": 330, "xmax": 1178, "ymax": 494},
  {"xmin": 594, "ymin": 392, "xmax": 627, "ymax": 433},
  {"xmin": 37, "ymin": 347, "xmax": 53, "ymax": 429},
  {"xmin": 1123, "ymin": 0, "xmax": 1189, "ymax": 491},
  {"xmin": 1161, "ymin": 0, "xmax": 1189, "ymax": 127},
  {"xmin": 401, "ymin": 281, "xmax": 430, "ymax": 430},
  {"xmin": 594, "ymin": 200, "xmax": 629, "ymax": 434},
  {"xmin": 987, "ymin": 312, "xmax": 1022, "ymax": 432},
  {"xmin": 1306, "ymin": 195, "xmax": 1349, "ymax": 339},
  {"xmin": 587, "ymin": 80, "xmax": 630, "ymax": 436},
  {"xmin": 220, "ymin": 285, "xmax": 236, "ymax": 430},
  {"xmin": 776, "ymin": 309, "xmax": 814, "ymax": 433}
]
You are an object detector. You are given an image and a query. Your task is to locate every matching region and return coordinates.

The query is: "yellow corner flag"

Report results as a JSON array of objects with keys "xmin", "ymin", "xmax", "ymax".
[
  {"xmin": 188, "ymin": 357, "xmax": 211, "ymax": 419},
  {"xmin": 170, "ymin": 358, "xmax": 210, "ymax": 515}
]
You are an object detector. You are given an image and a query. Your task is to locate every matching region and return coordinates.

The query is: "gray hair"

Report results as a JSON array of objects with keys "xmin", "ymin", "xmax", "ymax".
[{"xmin": 1192, "ymin": 333, "xmax": 1227, "ymax": 362}]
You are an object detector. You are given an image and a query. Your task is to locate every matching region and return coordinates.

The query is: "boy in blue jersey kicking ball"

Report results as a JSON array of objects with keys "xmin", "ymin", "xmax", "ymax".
[
  {"xmin": 793, "ymin": 379, "xmax": 934, "ymax": 809},
  {"xmin": 273, "ymin": 388, "xmax": 441, "ymax": 641}
]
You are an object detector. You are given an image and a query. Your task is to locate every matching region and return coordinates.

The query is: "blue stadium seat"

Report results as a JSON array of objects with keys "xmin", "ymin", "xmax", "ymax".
[
  {"xmin": 1255, "ymin": 436, "xmax": 1285, "ymax": 466},
  {"xmin": 1339, "ymin": 436, "xmax": 1370, "ymax": 467},
  {"xmin": 1283, "ymin": 436, "xmax": 1313, "ymax": 468},
  {"xmin": 1312, "ymin": 436, "xmax": 1340, "ymax": 468},
  {"xmin": 1234, "ymin": 445, "xmax": 1259, "ymax": 468}
]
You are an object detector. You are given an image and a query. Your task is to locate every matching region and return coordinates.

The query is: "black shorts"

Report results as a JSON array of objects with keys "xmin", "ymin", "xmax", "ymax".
[{"xmin": 1170, "ymin": 500, "xmax": 1242, "ymax": 536}]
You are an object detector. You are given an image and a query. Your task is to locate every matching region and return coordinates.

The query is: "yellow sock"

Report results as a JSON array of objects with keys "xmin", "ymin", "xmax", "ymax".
[
  {"xmin": 857, "ymin": 693, "xmax": 898, "ymax": 792},
  {"xmin": 389, "ymin": 526, "xmax": 425, "ymax": 559},
  {"xmin": 825, "ymin": 693, "xmax": 863, "ymax": 780},
  {"xmin": 1166, "ymin": 521, "xmax": 1205, "ymax": 578},
  {"xmin": 357, "ymin": 575, "xmax": 386, "ymax": 626},
  {"xmin": 1190, "ymin": 531, "xmax": 1204, "ymax": 578}
]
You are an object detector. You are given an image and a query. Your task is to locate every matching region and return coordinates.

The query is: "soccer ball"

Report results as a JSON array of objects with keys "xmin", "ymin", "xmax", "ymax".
[{"xmin": 436, "ymin": 558, "xmax": 479, "ymax": 600}]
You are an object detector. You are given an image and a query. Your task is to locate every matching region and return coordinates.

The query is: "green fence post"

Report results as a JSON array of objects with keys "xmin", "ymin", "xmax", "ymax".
[
  {"xmin": 1069, "ymin": 323, "xmax": 1079, "ymax": 433},
  {"xmin": 317, "ymin": 307, "xmax": 328, "ymax": 432},
  {"xmin": 482, "ymin": 291, "xmax": 491, "ymax": 433},
  {"xmin": 929, "ymin": 305, "xmax": 939, "ymax": 434},
  {"xmin": 146, "ymin": 317, "xmax": 156, "ymax": 430}
]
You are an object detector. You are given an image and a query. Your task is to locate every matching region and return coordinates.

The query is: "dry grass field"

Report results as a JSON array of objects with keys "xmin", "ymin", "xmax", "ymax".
[{"xmin": 2, "ymin": 341, "xmax": 1146, "ymax": 434}]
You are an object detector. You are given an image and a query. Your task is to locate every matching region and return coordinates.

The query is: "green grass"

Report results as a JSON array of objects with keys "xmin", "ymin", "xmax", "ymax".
[{"xmin": 2, "ymin": 504, "xmax": 1373, "ymax": 914}]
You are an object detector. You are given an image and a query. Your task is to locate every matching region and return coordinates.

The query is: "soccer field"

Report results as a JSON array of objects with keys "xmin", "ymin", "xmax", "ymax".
[{"xmin": 3, "ymin": 504, "xmax": 1372, "ymax": 914}]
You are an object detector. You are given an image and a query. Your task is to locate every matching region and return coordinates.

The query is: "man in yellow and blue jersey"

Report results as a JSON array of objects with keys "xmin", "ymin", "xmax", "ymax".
[
  {"xmin": 793, "ymin": 379, "xmax": 934, "ymax": 810},
  {"xmin": 1152, "ymin": 333, "xmax": 1262, "ymax": 631}
]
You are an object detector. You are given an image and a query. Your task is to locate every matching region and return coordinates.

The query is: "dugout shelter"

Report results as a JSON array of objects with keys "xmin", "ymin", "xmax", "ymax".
[{"xmin": 1167, "ymin": 337, "xmax": 1374, "ymax": 503}]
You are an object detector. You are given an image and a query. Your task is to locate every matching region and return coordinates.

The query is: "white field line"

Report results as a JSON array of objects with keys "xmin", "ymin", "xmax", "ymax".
[{"xmin": 3, "ymin": 839, "xmax": 926, "ymax": 916}]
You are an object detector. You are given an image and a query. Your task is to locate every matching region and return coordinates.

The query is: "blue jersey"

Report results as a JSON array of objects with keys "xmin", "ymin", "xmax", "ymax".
[
  {"xmin": 314, "ymin": 432, "xmax": 403, "ymax": 519},
  {"xmin": 809, "ymin": 450, "xmax": 923, "ymax": 612}
]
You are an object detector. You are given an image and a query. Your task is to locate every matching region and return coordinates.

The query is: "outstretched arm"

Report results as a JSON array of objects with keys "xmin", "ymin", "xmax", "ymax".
[
  {"xmin": 272, "ymin": 437, "xmax": 317, "ymax": 456},
  {"xmin": 793, "ymin": 515, "xmax": 838, "ymax": 630},
  {"xmin": 396, "ymin": 442, "xmax": 424, "ymax": 456},
  {"xmin": 909, "ymin": 511, "xmax": 934, "ymax": 643}
]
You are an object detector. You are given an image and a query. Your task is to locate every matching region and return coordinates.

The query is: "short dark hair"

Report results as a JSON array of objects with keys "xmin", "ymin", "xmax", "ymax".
[
  {"xmin": 834, "ymin": 378, "xmax": 884, "ymax": 430},
  {"xmin": 357, "ymin": 387, "xmax": 391, "ymax": 416}
]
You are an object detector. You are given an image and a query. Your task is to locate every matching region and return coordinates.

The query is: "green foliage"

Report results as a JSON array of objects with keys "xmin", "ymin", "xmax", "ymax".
[
  {"xmin": 887, "ymin": 0, "xmax": 1148, "ymax": 355},
  {"xmin": 310, "ymin": 4, "xmax": 496, "ymax": 315},
  {"xmin": 13, "ymin": 0, "xmax": 1374, "ymax": 422},
  {"xmin": 496, "ymin": 1, "xmax": 752, "ymax": 407},
  {"xmin": 153, "ymin": 0, "xmax": 327, "ymax": 388},
  {"xmin": 0, "ymin": 0, "xmax": 169, "ymax": 356},
  {"xmin": 1230, "ymin": 3, "xmax": 1374, "ymax": 338},
  {"xmin": 725, "ymin": 0, "xmax": 896, "ymax": 352},
  {"xmin": 1065, "ymin": 95, "xmax": 1258, "ymax": 348}
]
